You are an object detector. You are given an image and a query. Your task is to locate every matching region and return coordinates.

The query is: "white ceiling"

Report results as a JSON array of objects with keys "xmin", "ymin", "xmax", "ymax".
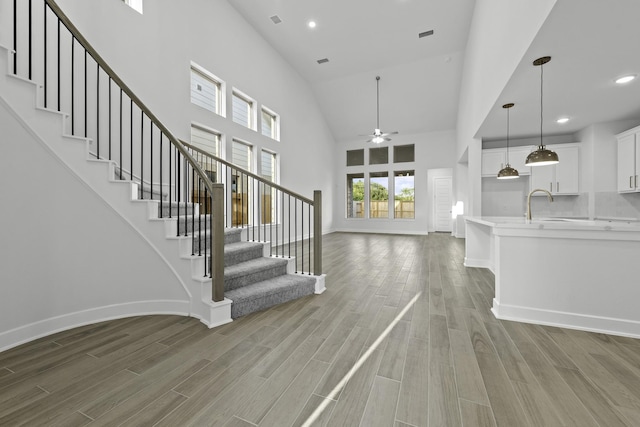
[
  {"xmin": 227, "ymin": 0, "xmax": 476, "ymax": 142},
  {"xmin": 478, "ymin": 0, "xmax": 640, "ymax": 142},
  {"xmin": 227, "ymin": 0, "xmax": 640, "ymax": 144}
]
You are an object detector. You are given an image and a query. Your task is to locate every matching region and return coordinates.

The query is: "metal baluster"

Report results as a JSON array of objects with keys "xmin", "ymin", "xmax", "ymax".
[
  {"xmin": 309, "ymin": 202, "xmax": 311, "ymax": 275},
  {"xmin": 140, "ymin": 110, "xmax": 143, "ymax": 198},
  {"xmin": 108, "ymin": 77, "xmax": 111, "ymax": 159},
  {"xmin": 191, "ymin": 167, "xmax": 195, "ymax": 256},
  {"xmin": 119, "ymin": 89, "xmax": 122, "ymax": 179},
  {"xmin": 301, "ymin": 202, "xmax": 304, "ymax": 273},
  {"xmin": 71, "ymin": 36, "xmax": 74, "ymax": 134},
  {"xmin": 295, "ymin": 198, "xmax": 298, "ymax": 273},
  {"xmin": 57, "ymin": 19, "xmax": 60, "ymax": 111},
  {"xmin": 275, "ymin": 187, "xmax": 278, "ymax": 256},
  {"xmin": 44, "ymin": 1, "xmax": 47, "ymax": 108},
  {"xmin": 13, "ymin": 0, "xmax": 17, "ymax": 75},
  {"xmin": 159, "ymin": 133, "xmax": 163, "ymax": 218},
  {"xmin": 96, "ymin": 62, "xmax": 99, "ymax": 158},
  {"xmin": 177, "ymin": 150, "xmax": 181, "ymax": 235},
  {"xmin": 84, "ymin": 49, "xmax": 87, "ymax": 138},
  {"xmin": 281, "ymin": 191, "xmax": 284, "ymax": 258},
  {"xmin": 169, "ymin": 137, "xmax": 173, "ymax": 219},
  {"xmin": 129, "ymin": 99, "xmax": 133, "ymax": 181},
  {"xmin": 150, "ymin": 123, "xmax": 153, "ymax": 199},
  {"xmin": 28, "ymin": 0, "xmax": 32, "ymax": 79},
  {"xmin": 288, "ymin": 194, "xmax": 291, "ymax": 258}
]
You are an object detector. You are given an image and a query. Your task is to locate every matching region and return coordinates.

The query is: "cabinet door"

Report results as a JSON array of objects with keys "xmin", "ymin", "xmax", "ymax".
[
  {"xmin": 530, "ymin": 164, "xmax": 554, "ymax": 193},
  {"xmin": 481, "ymin": 150, "xmax": 506, "ymax": 177},
  {"xmin": 554, "ymin": 145, "xmax": 579, "ymax": 195},
  {"xmin": 509, "ymin": 146, "xmax": 533, "ymax": 176},
  {"xmin": 617, "ymin": 134, "xmax": 636, "ymax": 192}
]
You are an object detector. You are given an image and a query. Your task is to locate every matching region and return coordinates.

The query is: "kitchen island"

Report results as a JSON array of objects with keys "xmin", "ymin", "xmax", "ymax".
[{"xmin": 465, "ymin": 216, "xmax": 640, "ymax": 338}]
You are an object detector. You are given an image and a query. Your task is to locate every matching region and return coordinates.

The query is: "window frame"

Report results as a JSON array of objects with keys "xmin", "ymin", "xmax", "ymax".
[
  {"xmin": 190, "ymin": 62, "xmax": 225, "ymax": 117},
  {"xmin": 232, "ymin": 89, "xmax": 257, "ymax": 131},
  {"xmin": 261, "ymin": 106, "xmax": 280, "ymax": 141},
  {"xmin": 123, "ymin": 0, "xmax": 143, "ymax": 14}
]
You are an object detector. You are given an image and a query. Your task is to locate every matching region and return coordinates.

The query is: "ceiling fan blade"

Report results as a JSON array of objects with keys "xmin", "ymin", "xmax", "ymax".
[{"xmin": 379, "ymin": 131, "xmax": 399, "ymax": 137}]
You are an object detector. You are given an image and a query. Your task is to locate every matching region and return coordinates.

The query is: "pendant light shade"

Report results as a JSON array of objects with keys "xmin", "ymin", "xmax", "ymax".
[
  {"xmin": 526, "ymin": 56, "xmax": 559, "ymax": 166},
  {"xmin": 497, "ymin": 103, "xmax": 519, "ymax": 179}
]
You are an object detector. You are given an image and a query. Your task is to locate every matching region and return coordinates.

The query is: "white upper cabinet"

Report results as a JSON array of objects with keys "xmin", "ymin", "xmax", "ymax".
[
  {"xmin": 617, "ymin": 129, "xmax": 640, "ymax": 193},
  {"xmin": 529, "ymin": 144, "xmax": 580, "ymax": 195},
  {"xmin": 481, "ymin": 146, "xmax": 532, "ymax": 177}
]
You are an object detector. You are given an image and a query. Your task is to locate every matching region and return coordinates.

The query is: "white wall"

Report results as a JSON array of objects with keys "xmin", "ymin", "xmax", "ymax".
[
  {"xmin": 456, "ymin": 0, "xmax": 557, "ymax": 217},
  {"xmin": 54, "ymin": 0, "xmax": 336, "ymax": 233},
  {"xmin": 0, "ymin": 97, "xmax": 190, "ymax": 351},
  {"xmin": 333, "ymin": 130, "xmax": 456, "ymax": 235}
]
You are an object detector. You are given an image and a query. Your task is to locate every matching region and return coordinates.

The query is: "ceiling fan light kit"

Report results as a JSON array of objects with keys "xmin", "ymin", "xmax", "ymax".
[{"xmin": 365, "ymin": 76, "xmax": 398, "ymax": 143}]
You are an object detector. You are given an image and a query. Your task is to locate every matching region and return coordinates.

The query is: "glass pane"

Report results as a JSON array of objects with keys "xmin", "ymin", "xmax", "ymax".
[
  {"xmin": 369, "ymin": 147, "xmax": 388, "ymax": 165},
  {"xmin": 369, "ymin": 172, "xmax": 389, "ymax": 218},
  {"xmin": 346, "ymin": 173, "xmax": 365, "ymax": 218},
  {"xmin": 262, "ymin": 110, "xmax": 275, "ymax": 139},
  {"xmin": 191, "ymin": 69, "xmax": 219, "ymax": 114},
  {"xmin": 346, "ymin": 149, "xmax": 364, "ymax": 166},
  {"xmin": 394, "ymin": 144, "xmax": 415, "ymax": 163},
  {"xmin": 394, "ymin": 170, "xmax": 415, "ymax": 219},
  {"xmin": 232, "ymin": 93, "xmax": 252, "ymax": 128},
  {"xmin": 261, "ymin": 150, "xmax": 276, "ymax": 182}
]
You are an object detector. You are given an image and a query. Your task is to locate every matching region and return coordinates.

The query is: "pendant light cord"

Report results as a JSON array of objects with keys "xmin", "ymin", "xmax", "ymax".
[
  {"xmin": 506, "ymin": 107, "xmax": 510, "ymax": 164},
  {"xmin": 540, "ymin": 61, "xmax": 544, "ymax": 149},
  {"xmin": 376, "ymin": 76, "xmax": 380, "ymax": 129}
]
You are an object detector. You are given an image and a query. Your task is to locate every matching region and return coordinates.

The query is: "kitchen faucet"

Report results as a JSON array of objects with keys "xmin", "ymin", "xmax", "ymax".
[{"xmin": 527, "ymin": 188, "xmax": 553, "ymax": 220}]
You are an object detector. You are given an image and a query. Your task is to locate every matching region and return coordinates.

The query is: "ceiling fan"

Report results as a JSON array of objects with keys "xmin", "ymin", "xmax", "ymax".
[{"xmin": 361, "ymin": 76, "xmax": 398, "ymax": 143}]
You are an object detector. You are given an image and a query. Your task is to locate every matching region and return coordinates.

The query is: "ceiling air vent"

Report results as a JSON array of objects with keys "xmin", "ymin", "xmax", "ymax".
[
  {"xmin": 270, "ymin": 15, "xmax": 282, "ymax": 24},
  {"xmin": 419, "ymin": 30, "xmax": 434, "ymax": 38},
  {"xmin": 317, "ymin": 58, "xmax": 329, "ymax": 64}
]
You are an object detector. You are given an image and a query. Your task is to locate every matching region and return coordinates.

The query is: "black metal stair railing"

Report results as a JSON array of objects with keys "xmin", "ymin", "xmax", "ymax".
[
  {"xmin": 182, "ymin": 141, "xmax": 322, "ymax": 276},
  {"xmin": 10, "ymin": 0, "xmax": 225, "ymax": 301}
]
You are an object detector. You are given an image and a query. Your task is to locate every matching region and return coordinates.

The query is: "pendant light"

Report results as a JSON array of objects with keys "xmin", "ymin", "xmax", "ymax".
[
  {"xmin": 497, "ymin": 103, "xmax": 519, "ymax": 179},
  {"xmin": 525, "ymin": 56, "xmax": 559, "ymax": 166}
]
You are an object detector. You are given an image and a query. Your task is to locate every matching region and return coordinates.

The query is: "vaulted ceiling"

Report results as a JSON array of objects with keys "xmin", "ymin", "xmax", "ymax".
[{"xmin": 227, "ymin": 0, "xmax": 640, "ymax": 144}]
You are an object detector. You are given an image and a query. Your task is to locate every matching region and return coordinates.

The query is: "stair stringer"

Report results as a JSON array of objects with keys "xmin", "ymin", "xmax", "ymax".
[{"xmin": 0, "ymin": 45, "xmax": 232, "ymax": 341}]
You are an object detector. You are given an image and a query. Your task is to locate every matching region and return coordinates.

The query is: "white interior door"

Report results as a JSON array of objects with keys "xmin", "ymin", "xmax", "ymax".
[{"xmin": 434, "ymin": 177, "xmax": 452, "ymax": 232}]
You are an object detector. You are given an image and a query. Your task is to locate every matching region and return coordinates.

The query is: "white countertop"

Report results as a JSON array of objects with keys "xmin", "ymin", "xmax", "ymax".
[{"xmin": 465, "ymin": 216, "xmax": 640, "ymax": 232}]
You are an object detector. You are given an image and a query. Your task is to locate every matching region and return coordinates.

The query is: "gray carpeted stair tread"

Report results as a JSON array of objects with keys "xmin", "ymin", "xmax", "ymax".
[
  {"xmin": 224, "ymin": 257, "xmax": 289, "ymax": 291},
  {"xmin": 226, "ymin": 274, "xmax": 316, "ymax": 318},
  {"xmin": 224, "ymin": 241, "xmax": 264, "ymax": 266}
]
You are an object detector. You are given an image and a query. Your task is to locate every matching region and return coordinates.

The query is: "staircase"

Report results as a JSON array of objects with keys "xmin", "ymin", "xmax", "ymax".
[{"xmin": 0, "ymin": 0, "xmax": 324, "ymax": 350}]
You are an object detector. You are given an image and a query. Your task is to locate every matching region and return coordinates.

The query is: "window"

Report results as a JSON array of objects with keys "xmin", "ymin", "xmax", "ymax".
[
  {"xmin": 261, "ymin": 150, "xmax": 277, "ymax": 223},
  {"xmin": 190, "ymin": 125, "xmax": 220, "ymax": 213},
  {"xmin": 190, "ymin": 124, "xmax": 220, "ymax": 157},
  {"xmin": 369, "ymin": 172, "xmax": 389, "ymax": 218},
  {"xmin": 261, "ymin": 107, "xmax": 279, "ymax": 140},
  {"xmin": 346, "ymin": 149, "xmax": 364, "ymax": 166},
  {"xmin": 346, "ymin": 173, "xmax": 365, "ymax": 218},
  {"xmin": 261, "ymin": 150, "xmax": 277, "ymax": 182},
  {"xmin": 123, "ymin": 0, "xmax": 143, "ymax": 13},
  {"xmin": 190, "ymin": 64, "xmax": 223, "ymax": 116},
  {"xmin": 394, "ymin": 144, "xmax": 415, "ymax": 163},
  {"xmin": 394, "ymin": 170, "xmax": 415, "ymax": 219},
  {"xmin": 369, "ymin": 147, "xmax": 388, "ymax": 165},
  {"xmin": 232, "ymin": 90, "xmax": 255, "ymax": 130},
  {"xmin": 231, "ymin": 140, "xmax": 252, "ymax": 226}
]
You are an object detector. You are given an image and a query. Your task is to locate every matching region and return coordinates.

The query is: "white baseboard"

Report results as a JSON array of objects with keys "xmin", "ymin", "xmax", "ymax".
[
  {"xmin": 492, "ymin": 299, "xmax": 640, "ymax": 339},
  {"xmin": 463, "ymin": 257, "xmax": 492, "ymax": 270},
  {"xmin": 0, "ymin": 300, "xmax": 191, "ymax": 353}
]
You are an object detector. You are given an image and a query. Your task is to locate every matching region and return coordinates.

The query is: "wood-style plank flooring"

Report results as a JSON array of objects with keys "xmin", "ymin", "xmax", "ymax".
[{"xmin": 2, "ymin": 232, "xmax": 640, "ymax": 426}]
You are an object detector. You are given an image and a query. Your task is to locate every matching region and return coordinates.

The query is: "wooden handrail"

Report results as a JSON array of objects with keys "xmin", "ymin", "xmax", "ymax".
[{"xmin": 181, "ymin": 140, "xmax": 314, "ymax": 206}]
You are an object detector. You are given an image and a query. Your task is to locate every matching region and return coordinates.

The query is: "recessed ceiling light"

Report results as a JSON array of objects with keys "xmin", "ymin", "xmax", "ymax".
[
  {"xmin": 418, "ymin": 30, "xmax": 434, "ymax": 38},
  {"xmin": 317, "ymin": 58, "xmax": 329, "ymax": 64},
  {"xmin": 616, "ymin": 74, "xmax": 636, "ymax": 84},
  {"xmin": 556, "ymin": 117, "xmax": 570, "ymax": 124},
  {"xmin": 270, "ymin": 15, "xmax": 282, "ymax": 24},
  {"xmin": 308, "ymin": 20, "xmax": 317, "ymax": 29}
]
